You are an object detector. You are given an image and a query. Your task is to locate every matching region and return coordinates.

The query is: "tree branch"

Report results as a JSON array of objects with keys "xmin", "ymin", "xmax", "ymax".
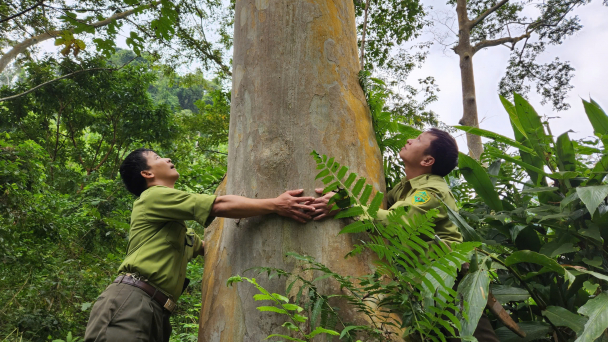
[
  {"xmin": 0, "ymin": 1, "xmax": 159, "ymax": 73},
  {"xmin": 359, "ymin": 0, "xmax": 371, "ymax": 70},
  {"xmin": 0, "ymin": 1, "xmax": 44, "ymax": 24},
  {"xmin": 473, "ymin": 32, "xmax": 530, "ymax": 53},
  {"xmin": 0, "ymin": 68, "xmax": 114, "ymax": 102},
  {"xmin": 469, "ymin": 0, "xmax": 510, "ymax": 29}
]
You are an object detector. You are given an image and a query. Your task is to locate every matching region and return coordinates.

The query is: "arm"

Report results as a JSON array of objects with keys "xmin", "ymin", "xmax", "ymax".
[{"xmin": 211, "ymin": 189, "xmax": 315, "ymax": 223}]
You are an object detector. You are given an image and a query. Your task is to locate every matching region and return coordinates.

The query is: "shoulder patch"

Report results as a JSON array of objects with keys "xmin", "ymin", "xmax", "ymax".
[{"xmin": 412, "ymin": 190, "xmax": 431, "ymax": 205}]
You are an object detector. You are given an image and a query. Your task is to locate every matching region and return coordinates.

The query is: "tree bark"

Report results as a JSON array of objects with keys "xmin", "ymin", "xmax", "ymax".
[
  {"xmin": 455, "ymin": 0, "xmax": 484, "ymax": 160},
  {"xmin": 198, "ymin": 0, "xmax": 385, "ymax": 341}
]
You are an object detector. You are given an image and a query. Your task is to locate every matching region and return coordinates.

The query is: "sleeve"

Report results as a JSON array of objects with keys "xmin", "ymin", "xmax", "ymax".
[
  {"xmin": 375, "ymin": 188, "xmax": 442, "ymax": 225},
  {"xmin": 186, "ymin": 229, "xmax": 203, "ymax": 262},
  {"xmin": 143, "ymin": 186, "xmax": 217, "ymax": 226}
]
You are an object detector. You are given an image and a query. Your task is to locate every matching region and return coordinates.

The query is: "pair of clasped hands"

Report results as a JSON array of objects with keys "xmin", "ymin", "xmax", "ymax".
[{"xmin": 274, "ymin": 188, "xmax": 340, "ymax": 223}]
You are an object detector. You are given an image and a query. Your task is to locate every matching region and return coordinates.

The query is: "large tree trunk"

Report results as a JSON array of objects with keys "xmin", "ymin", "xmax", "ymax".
[
  {"xmin": 455, "ymin": 0, "xmax": 484, "ymax": 160},
  {"xmin": 198, "ymin": 0, "xmax": 385, "ymax": 341}
]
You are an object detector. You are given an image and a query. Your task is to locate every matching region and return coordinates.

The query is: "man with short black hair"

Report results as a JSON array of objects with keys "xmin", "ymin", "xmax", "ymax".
[
  {"xmin": 311, "ymin": 128, "xmax": 499, "ymax": 341},
  {"xmin": 85, "ymin": 148, "xmax": 315, "ymax": 342}
]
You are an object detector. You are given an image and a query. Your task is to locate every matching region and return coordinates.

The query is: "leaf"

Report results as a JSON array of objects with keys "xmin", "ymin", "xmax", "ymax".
[
  {"xmin": 282, "ymin": 321, "xmax": 300, "ymax": 331},
  {"xmin": 458, "ymin": 153, "xmax": 503, "ymax": 212},
  {"xmin": 501, "ymin": 95, "xmax": 526, "ymax": 138},
  {"xmin": 256, "ymin": 306, "xmax": 287, "ymax": 314},
  {"xmin": 80, "ymin": 302, "xmax": 92, "ymax": 311},
  {"xmin": 351, "ymin": 178, "xmax": 366, "ymax": 196},
  {"xmin": 454, "ymin": 125, "xmax": 535, "ymax": 154},
  {"xmin": 556, "ymin": 132, "xmax": 576, "ymax": 172},
  {"xmin": 339, "ymin": 325, "xmax": 367, "ymax": 338},
  {"xmin": 576, "ymin": 292, "xmax": 608, "ymax": 342},
  {"xmin": 583, "ymin": 99, "xmax": 608, "ymax": 147},
  {"xmin": 543, "ymin": 306, "xmax": 587, "ymax": 335},
  {"xmin": 505, "ymin": 250, "xmax": 565, "ymax": 276},
  {"xmin": 490, "ymin": 285, "xmax": 530, "ymax": 302},
  {"xmin": 306, "ymin": 327, "xmax": 340, "ymax": 339},
  {"xmin": 440, "ymin": 198, "xmax": 482, "ymax": 242},
  {"xmin": 315, "ymin": 169, "xmax": 330, "ymax": 180},
  {"xmin": 521, "ymin": 187, "xmax": 559, "ymax": 194},
  {"xmin": 588, "ymin": 155, "xmax": 608, "ymax": 186},
  {"xmin": 282, "ymin": 303, "xmax": 303, "ymax": 312},
  {"xmin": 576, "ymin": 185, "xmax": 608, "ymax": 217},
  {"xmin": 458, "ymin": 270, "xmax": 490, "ymax": 336},
  {"xmin": 337, "ymin": 166, "xmax": 348, "ymax": 180},
  {"xmin": 293, "ymin": 313, "xmax": 308, "ymax": 322},
  {"xmin": 495, "ymin": 321, "xmax": 551, "ymax": 342},
  {"xmin": 253, "ymin": 294, "xmax": 274, "ymax": 301},
  {"xmin": 338, "ymin": 220, "xmax": 371, "ymax": 234},
  {"xmin": 488, "ymin": 159, "xmax": 502, "ymax": 186},
  {"xmin": 513, "ymin": 93, "xmax": 552, "ymax": 169},
  {"xmin": 367, "ymin": 192, "xmax": 384, "ymax": 217},
  {"xmin": 310, "ymin": 297, "xmax": 324, "ymax": 329},
  {"xmin": 335, "ymin": 206, "xmax": 364, "ymax": 219}
]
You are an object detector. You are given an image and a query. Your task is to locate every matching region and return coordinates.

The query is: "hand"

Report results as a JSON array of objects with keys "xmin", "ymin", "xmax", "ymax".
[
  {"xmin": 310, "ymin": 188, "xmax": 341, "ymax": 221},
  {"xmin": 273, "ymin": 189, "xmax": 315, "ymax": 223}
]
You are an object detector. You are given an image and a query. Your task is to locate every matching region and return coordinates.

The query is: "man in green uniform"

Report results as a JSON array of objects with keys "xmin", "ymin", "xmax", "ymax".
[
  {"xmin": 84, "ymin": 148, "xmax": 315, "ymax": 342},
  {"xmin": 311, "ymin": 128, "xmax": 499, "ymax": 341}
]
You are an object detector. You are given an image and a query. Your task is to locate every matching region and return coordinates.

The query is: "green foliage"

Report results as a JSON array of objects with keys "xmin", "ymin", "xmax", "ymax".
[
  {"xmin": 0, "ymin": 51, "xmax": 228, "ymax": 341},
  {"xmin": 452, "ymin": 94, "xmax": 608, "ymax": 341}
]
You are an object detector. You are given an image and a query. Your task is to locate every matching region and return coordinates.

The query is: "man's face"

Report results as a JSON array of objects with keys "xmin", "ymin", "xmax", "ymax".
[
  {"xmin": 142, "ymin": 151, "xmax": 179, "ymax": 182},
  {"xmin": 399, "ymin": 132, "xmax": 436, "ymax": 166}
]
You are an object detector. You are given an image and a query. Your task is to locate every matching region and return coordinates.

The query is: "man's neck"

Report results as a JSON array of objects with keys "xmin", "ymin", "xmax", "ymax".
[
  {"xmin": 404, "ymin": 166, "xmax": 432, "ymax": 181},
  {"xmin": 146, "ymin": 179, "xmax": 176, "ymax": 189}
]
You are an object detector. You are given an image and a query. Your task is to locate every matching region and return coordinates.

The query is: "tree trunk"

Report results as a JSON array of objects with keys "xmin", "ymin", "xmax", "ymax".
[
  {"xmin": 455, "ymin": 0, "xmax": 484, "ymax": 160},
  {"xmin": 198, "ymin": 0, "xmax": 385, "ymax": 341}
]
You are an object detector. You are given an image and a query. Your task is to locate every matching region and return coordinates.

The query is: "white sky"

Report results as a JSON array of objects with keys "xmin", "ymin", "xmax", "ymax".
[{"xmin": 407, "ymin": 0, "xmax": 608, "ymax": 153}]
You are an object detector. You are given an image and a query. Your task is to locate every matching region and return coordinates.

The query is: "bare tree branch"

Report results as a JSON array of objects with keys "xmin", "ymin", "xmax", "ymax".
[
  {"xmin": 0, "ymin": 0, "xmax": 44, "ymax": 24},
  {"xmin": 0, "ymin": 1, "xmax": 159, "ymax": 73},
  {"xmin": 473, "ymin": 32, "xmax": 529, "ymax": 53},
  {"xmin": 469, "ymin": 0, "xmax": 510, "ymax": 29},
  {"xmin": 359, "ymin": 0, "xmax": 371, "ymax": 69}
]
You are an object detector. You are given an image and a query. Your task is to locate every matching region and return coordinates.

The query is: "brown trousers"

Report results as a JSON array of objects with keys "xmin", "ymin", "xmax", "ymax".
[{"xmin": 84, "ymin": 283, "xmax": 172, "ymax": 342}]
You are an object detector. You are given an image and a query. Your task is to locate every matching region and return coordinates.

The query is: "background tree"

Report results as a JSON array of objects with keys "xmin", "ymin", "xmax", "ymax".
[{"xmin": 432, "ymin": 0, "xmax": 593, "ymax": 159}]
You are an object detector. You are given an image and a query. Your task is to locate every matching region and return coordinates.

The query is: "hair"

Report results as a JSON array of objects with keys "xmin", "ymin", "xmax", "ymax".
[
  {"xmin": 424, "ymin": 128, "xmax": 459, "ymax": 177},
  {"xmin": 119, "ymin": 148, "xmax": 154, "ymax": 196}
]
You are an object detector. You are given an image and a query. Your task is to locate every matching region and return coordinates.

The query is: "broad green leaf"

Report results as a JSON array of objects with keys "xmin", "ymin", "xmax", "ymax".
[
  {"xmin": 495, "ymin": 321, "xmax": 551, "ymax": 342},
  {"xmin": 440, "ymin": 198, "xmax": 482, "ymax": 242},
  {"xmin": 556, "ymin": 132, "xmax": 576, "ymax": 172},
  {"xmin": 490, "ymin": 285, "xmax": 530, "ymax": 302},
  {"xmin": 505, "ymin": 250, "xmax": 565, "ymax": 276},
  {"xmin": 501, "ymin": 95, "xmax": 526, "ymax": 137},
  {"xmin": 458, "ymin": 152, "xmax": 503, "ymax": 212},
  {"xmin": 337, "ymin": 166, "xmax": 348, "ymax": 180},
  {"xmin": 458, "ymin": 270, "xmax": 490, "ymax": 336},
  {"xmin": 513, "ymin": 93, "xmax": 552, "ymax": 169},
  {"xmin": 282, "ymin": 303, "xmax": 303, "ymax": 312},
  {"xmin": 539, "ymin": 242, "xmax": 577, "ymax": 258},
  {"xmin": 293, "ymin": 313, "xmax": 308, "ymax": 322},
  {"xmin": 343, "ymin": 173, "xmax": 357, "ymax": 188},
  {"xmin": 543, "ymin": 306, "xmax": 587, "ymax": 335},
  {"xmin": 576, "ymin": 292, "xmax": 608, "ymax": 342},
  {"xmin": 588, "ymin": 155, "xmax": 608, "ymax": 186},
  {"xmin": 315, "ymin": 169, "xmax": 330, "ymax": 180},
  {"xmin": 454, "ymin": 125, "xmax": 535, "ymax": 154},
  {"xmin": 351, "ymin": 178, "xmax": 366, "ymax": 196},
  {"xmin": 488, "ymin": 159, "xmax": 502, "ymax": 186},
  {"xmin": 576, "ymin": 185, "xmax": 608, "ymax": 217},
  {"xmin": 583, "ymin": 99, "xmax": 608, "ymax": 147},
  {"xmin": 486, "ymin": 148, "xmax": 547, "ymax": 178},
  {"xmin": 521, "ymin": 187, "xmax": 559, "ymax": 194},
  {"xmin": 253, "ymin": 294, "xmax": 274, "ymax": 301},
  {"xmin": 272, "ymin": 293, "xmax": 289, "ymax": 303}
]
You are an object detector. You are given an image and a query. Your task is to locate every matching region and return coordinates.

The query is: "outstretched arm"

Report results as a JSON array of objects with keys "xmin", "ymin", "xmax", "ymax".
[{"xmin": 211, "ymin": 189, "xmax": 315, "ymax": 223}]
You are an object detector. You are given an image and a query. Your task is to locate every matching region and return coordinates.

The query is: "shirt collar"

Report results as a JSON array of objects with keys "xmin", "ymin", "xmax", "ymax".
[{"xmin": 405, "ymin": 173, "xmax": 444, "ymax": 189}]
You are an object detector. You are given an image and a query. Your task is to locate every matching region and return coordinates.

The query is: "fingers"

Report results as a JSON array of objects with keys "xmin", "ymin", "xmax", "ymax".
[
  {"xmin": 313, "ymin": 213, "xmax": 328, "ymax": 221},
  {"xmin": 286, "ymin": 189, "xmax": 304, "ymax": 196},
  {"xmin": 295, "ymin": 203, "xmax": 315, "ymax": 212},
  {"xmin": 315, "ymin": 188, "xmax": 324, "ymax": 195},
  {"xmin": 290, "ymin": 210, "xmax": 312, "ymax": 222},
  {"xmin": 294, "ymin": 196, "xmax": 315, "ymax": 203}
]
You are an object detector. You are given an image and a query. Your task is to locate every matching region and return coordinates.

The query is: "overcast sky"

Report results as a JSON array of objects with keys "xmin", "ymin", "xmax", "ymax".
[{"xmin": 407, "ymin": 0, "xmax": 608, "ymax": 153}]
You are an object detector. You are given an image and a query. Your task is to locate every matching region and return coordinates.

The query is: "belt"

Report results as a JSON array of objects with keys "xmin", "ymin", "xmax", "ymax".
[{"xmin": 113, "ymin": 274, "xmax": 177, "ymax": 313}]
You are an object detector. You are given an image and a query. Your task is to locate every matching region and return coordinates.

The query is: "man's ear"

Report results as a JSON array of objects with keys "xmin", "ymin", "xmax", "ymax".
[
  {"xmin": 141, "ymin": 169, "xmax": 154, "ymax": 180},
  {"xmin": 421, "ymin": 155, "xmax": 435, "ymax": 168}
]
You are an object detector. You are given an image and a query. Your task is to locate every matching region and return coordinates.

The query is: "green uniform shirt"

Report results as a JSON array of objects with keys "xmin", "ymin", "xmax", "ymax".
[
  {"xmin": 376, "ymin": 174, "xmax": 463, "ymax": 244},
  {"xmin": 118, "ymin": 186, "xmax": 216, "ymax": 300}
]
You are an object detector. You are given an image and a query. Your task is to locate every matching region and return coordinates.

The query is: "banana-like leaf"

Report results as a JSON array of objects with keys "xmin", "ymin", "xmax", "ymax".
[
  {"xmin": 454, "ymin": 125, "xmax": 535, "ymax": 154},
  {"xmin": 583, "ymin": 99, "xmax": 608, "ymax": 147},
  {"xmin": 457, "ymin": 269, "xmax": 490, "ymax": 337},
  {"xmin": 543, "ymin": 306, "xmax": 587, "ymax": 335},
  {"xmin": 458, "ymin": 152, "xmax": 503, "ymax": 212},
  {"xmin": 500, "ymin": 95, "xmax": 526, "ymax": 138},
  {"xmin": 513, "ymin": 93, "xmax": 553, "ymax": 169},
  {"xmin": 588, "ymin": 155, "xmax": 608, "ymax": 186},
  {"xmin": 576, "ymin": 185, "xmax": 608, "ymax": 217},
  {"xmin": 505, "ymin": 250, "xmax": 566, "ymax": 276},
  {"xmin": 576, "ymin": 292, "xmax": 608, "ymax": 342},
  {"xmin": 490, "ymin": 284, "xmax": 530, "ymax": 302},
  {"xmin": 556, "ymin": 132, "xmax": 576, "ymax": 172}
]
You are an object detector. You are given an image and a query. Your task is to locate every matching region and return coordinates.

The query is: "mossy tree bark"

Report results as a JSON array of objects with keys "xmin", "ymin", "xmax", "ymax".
[{"xmin": 197, "ymin": 0, "xmax": 385, "ymax": 341}]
